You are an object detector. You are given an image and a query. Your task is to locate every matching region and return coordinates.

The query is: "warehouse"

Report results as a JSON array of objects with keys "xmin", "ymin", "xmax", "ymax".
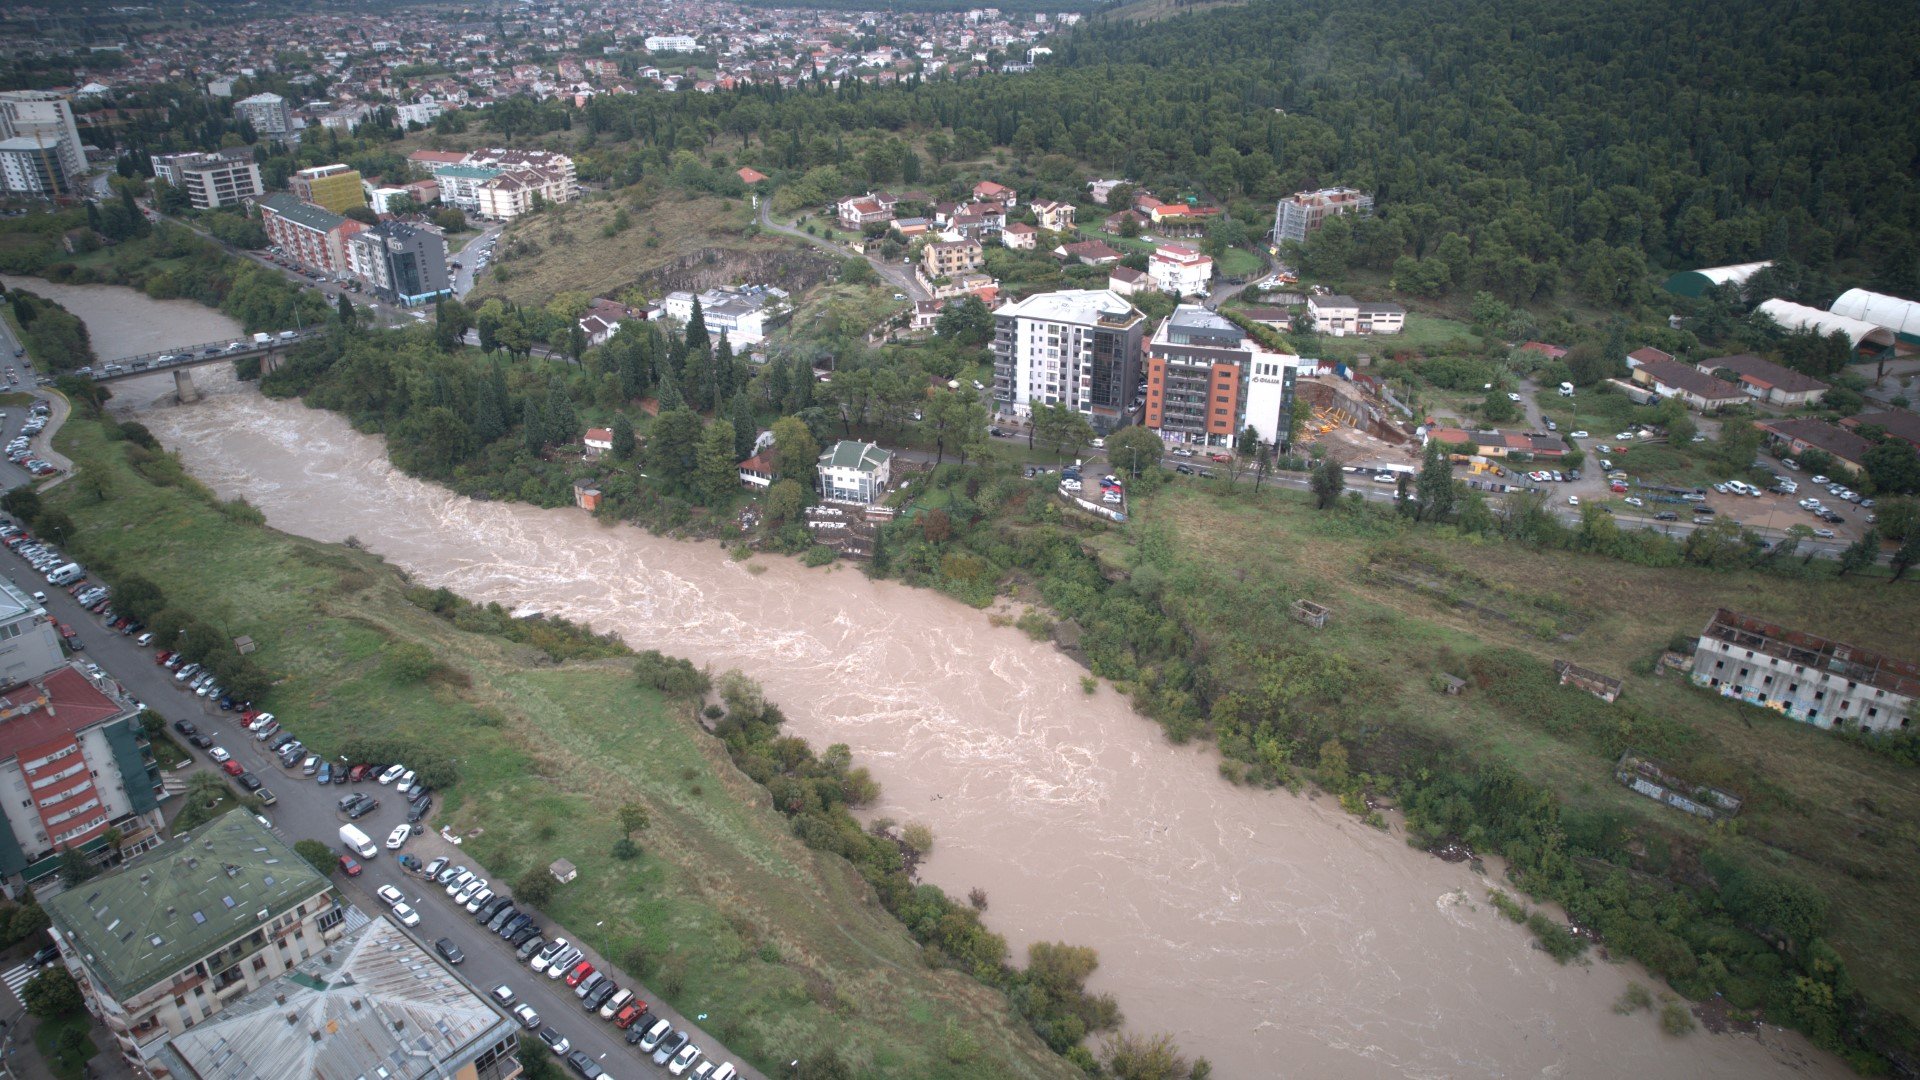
[
  {"xmin": 1663, "ymin": 260, "xmax": 1771, "ymax": 298},
  {"xmin": 1756, "ymin": 299, "xmax": 1895, "ymax": 359},
  {"xmin": 1829, "ymin": 288, "xmax": 1920, "ymax": 347}
]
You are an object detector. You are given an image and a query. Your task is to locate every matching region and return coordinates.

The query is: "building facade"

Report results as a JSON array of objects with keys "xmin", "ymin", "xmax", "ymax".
[
  {"xmin": 259, "ymin": 193, "xmax": 363, "ymax": 276},
  {"xmin": 289, "ymin": 163, "xmax": 366, "ymax": 214},
  {"xmin": 1147, "ymin": 243, "xmax": 1214, "ymax": 297},
  {"xmin": 1629, "ymin": 357, "xmax": 1747, "ymax": 412},
  {"xmin": 1272, "ymin": 187, "xmax": 1373, "ymax": 246},
  {"xmin": 1030, "ymin": 199, "xmax": 1074, "ymax": 232},
  {"xmin": 153, "ymin": 151, "xmax": 262, "ymax": 210},
  {"xmin": 1306, "ymin": 295, "xmax": 1405, "ymax": 335},
  {"xmin": 661, "ymin": 285, "xmax": 790, "ymax": 345},
  {"xmin": 991, "ymin": 289, "xmax": 1146, "ymax": 434},
  {"xmin": 0, "ymin": 136, "xmax": 74, "ymax": 196},
  {"xmin": 817, "ymin": 440, "xmax": 893, "ymax": 505},
  {"xmin": 1692, "ymin": 609, "xmax": 1917, "ymax": 733},
  {"xmin": 922, "ymin": 239, "xmax": 984, "ymax": 279},
  {"xmin": 0, "ymin": 664, "xmax": 165, "ymax": 896},
  {"xmin": 44, "ymin": 812, "xmax": 345, "ymax": 1074},
  {"xmin": 1144, "ymin": 306, "xmax": 1299, "ymax": 447},
  {"xmin": 346, "ymin": 221, "xmax": 451, "ymax": 306},
  {"xmin": 233, "ymin": 92, "xmax": 294, "ymax": 139},
  {"xmin": 1697, "ymin": 353, "xmax": 1830, "ymax": 407},
  {"xmin": 0, "ymin": 91, "xmax": 85, "ymax": 185}
]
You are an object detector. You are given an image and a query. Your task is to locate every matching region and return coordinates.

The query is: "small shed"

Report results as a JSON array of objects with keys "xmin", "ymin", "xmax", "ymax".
[
  {"xmin": 572, "ymin": 481, "xmax": 602, "ymax": 512},
  {"xmin": 1291, "ymin": 599, "xmax": 1330, "ymax": 629},
  {"xmin": 1554, "ymin": 659, "xmax": 1622, "ymax": 703},
  {"xmin": 549, "ymin": 858, "xmax": 577, "ymax": 885},
  {"xmin": 1437, "ymin": 673, "xmax": 1466, "ymax": 696},
  {"xmin": 233, "ymin": 635, "xmax": 256, "ymax": 656}
]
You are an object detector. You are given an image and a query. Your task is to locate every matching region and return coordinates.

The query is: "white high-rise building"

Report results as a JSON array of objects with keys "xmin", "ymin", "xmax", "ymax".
[
  {"xmin": 990, "ymin": 289, "xmax": 1146, "ymax": 433},
  {"xmin": 0, "ymin": 91, "xmax": 84, "ymax": 189}
]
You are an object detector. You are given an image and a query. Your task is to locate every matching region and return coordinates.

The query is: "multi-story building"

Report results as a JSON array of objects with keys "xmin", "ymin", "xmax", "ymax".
[
  {"xmin": 0, "ymin": 662, "xmax": 165, "ymax": 897},
  {"xmin": 233, "ymin": 92, "xmax": 294, "ymax": 139},
  {"xmin": 645, "ymin": 33, "xmax": 700, "ymax": 52},
  {"xmin": 153, "ymin": 914, "xmax": 523, "ymax": 1080},
  {"xmin": 1147, "ymin": 243, "xmax": 1214, "ymax": 297},
  {"xmin": 395, "ymin": 100, "xmax": 444, "ymax": 128},
  {"xmin": 1306, "ymin": 294, "xmax": 1405, "ymax": 335},
  {"xmin": 991, "ymin": 289, "xmax": 1146, "ymax": 434},
  {"xmin": 662, "ymin": 285, "xmax": 790, "ymax": 345},
  {"xmin": 153, "ymin": 151, "xmax": 263, "ymax": 210},
  {"xmin": 1272, "ymin": 186, "xmax": 1373, "ymax": 247},
  {"xmin": 0, "ymin": 136, "xmax": 74, "ymax": 197},
  {"xmin": 476, "ymin": 168, "xmax": 568, "ymax": 219},
  {"xmin": 817, "ymin": 440, "xmax": 893, "ymax": 505},
  {"xmin": 258, "ymin": 193, "xmax": 363, "ymax": 276},
  {"xmin": 425, "ymin": 164, "xmax": 504, "ymax": 212},
  {"xmin": 1030, "ymin": 199, "xmax": 1074, "ymax": 232},
  {"xmin": 1692, "ymin": 609, "xmax": 1917, "ymax": 733},
  {"xmin": 1144, "ymin": 305, "xmax": 1300, "ymax": 448},
  {"xmin": 0, "ymin": 91, "xmax": 85, "ymax": 186},
  {"xmin": 44, "ymin": 811, "xmax": 345, "ymax": 1073},
  {"xmin": 0, "ymin": 581, "xmax": 65, "ymax": 688},
  {"xmin": 289, "ymin": 163, "xmax": 367, "ymax": 214},
  {"xmin": 346, "ymin": 221, "xmax": 451, "ymax": 306},
  {"xmin": 922, "ymin": 238, "xmax": 984, "ymax": 279}
]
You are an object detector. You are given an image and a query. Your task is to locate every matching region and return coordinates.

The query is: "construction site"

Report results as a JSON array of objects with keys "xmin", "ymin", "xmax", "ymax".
[{"xmin": 1294, "ymin": 371, "xmax": 1424, "ymax": 470}]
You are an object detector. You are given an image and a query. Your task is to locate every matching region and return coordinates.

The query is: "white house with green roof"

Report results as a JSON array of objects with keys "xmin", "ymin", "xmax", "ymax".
[
  {"xmin": 817, "ymin": 439, "xmax": 893, "ymax": 506},
  {"xmin": 44, "ymin": 810, "xmax": 342, "ymax": 1072}
]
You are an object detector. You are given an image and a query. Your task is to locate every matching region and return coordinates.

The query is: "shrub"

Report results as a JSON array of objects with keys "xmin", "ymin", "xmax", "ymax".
[
  {"xmin": 1614, "ymin": 983, "xmax": 1654, "ymax": 1014},
  {"xmin": 513, "ymin": 868, "xmax": 555, "ymax": 908},
  {"xmin": 1660, "ymin": 1001, "xmax": 1697, "ymax": 1035}
]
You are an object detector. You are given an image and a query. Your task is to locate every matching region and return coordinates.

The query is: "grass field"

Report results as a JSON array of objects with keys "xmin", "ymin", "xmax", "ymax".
[
  {"xmin": 1095, "ymin": 481, "xmax": 1920, "ymax": 1019},
  {"xmin": 1303, "ymin": 313, "xmax": 1482, "ymax": 362},
  {"xmin": 475, "ymin": 192, "xmax": 778, "ymax": 307},
  {"xmin": 48, "ymin": 418, "xmax": 1076, "ymax": 1080}
]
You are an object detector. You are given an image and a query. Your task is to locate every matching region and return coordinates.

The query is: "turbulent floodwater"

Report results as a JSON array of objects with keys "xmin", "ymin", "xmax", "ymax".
[{"xmin": 53, "ymin": 282, "xmax": 1843, "ymax": 1079}]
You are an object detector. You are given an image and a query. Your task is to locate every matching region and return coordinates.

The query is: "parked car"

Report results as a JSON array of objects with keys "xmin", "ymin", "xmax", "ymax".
[
  {"xmin": 564, "ymin": 960, "xmax": 595, "ymax": 988},
  {"xmin": 566, "ymin": 1049, "xmax": 606, "ymax": 1079},
  {"xmin": 538, "ymin": 1027, "xmax": 570, "ymax": 1056},
  {"xmin": 668, "ymin": 1043, "xmax": 704, "ymax": 1077},
  {"xmin": 434, "ymin": 938, "xmax": 465, "ymax": 965},
  {"xmin": 653, "ymin": 1030, "xmax": 691, "ymax": 1066},
  {"xmin": 386, "ymin": 823, "xmax": 410, "ymax": 850},
  {"xmin": 390, "ymin": 903, "xmax": 420, "ymax": 928},
  {"xmin": 531, "ymin": 939, "xmax": 570, "ymax": 974},
  {"xmin": 376, "ymin": 884, "xmax": 405, "ymax": 907},
  {"xmin": 636, "ymin": 1018, "xmax": 673, "ymax": 1053},
  {"xmin": 512, "ymin": 1003, "xmax": 542, "ymax": 1030},
  {"xmin": 338, "ymin": 855, "xmax": 362, "ymax": 877},
  {"xmin": 516, "ymin": 935, "xmax": 548, "ymax": 962}
]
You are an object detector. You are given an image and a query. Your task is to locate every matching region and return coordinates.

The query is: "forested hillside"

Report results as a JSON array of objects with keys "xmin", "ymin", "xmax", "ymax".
[{"xmin": 560, "ymin": 0, "xmax": 1918, "ymax": 309}]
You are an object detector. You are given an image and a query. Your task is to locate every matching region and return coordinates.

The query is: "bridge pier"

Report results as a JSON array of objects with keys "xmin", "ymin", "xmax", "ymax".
[{"xmin": 173, "ymin": 368, "xmax": 200, "ymax": 404}]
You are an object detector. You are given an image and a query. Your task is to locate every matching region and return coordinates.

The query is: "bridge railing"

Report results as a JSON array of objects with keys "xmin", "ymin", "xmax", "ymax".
[{"xmin": 86, "ymin": 329, "xmax": 326, "ymax": 380}]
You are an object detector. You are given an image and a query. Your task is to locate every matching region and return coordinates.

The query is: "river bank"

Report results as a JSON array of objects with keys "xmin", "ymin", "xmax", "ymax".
[{"xmin": 51, "ymin": 329, "xmax": 1851, "ymax": 1076}]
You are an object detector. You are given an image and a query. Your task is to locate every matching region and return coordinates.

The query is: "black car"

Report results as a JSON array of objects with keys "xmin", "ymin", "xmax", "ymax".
[
  {"xmin": 494, "ymin": 909, "xmax": 527, "ymax": 936},
  {"xmin": 403, "ymin": 782, "xmax": 428, "ymax": 801},
  {"xmin": 173, "ymin": 720, "xmax": 198, "ymax": 737},
  {"xmin": 347, "ymin": 798, "xmax": 379, "ymax": 820},
  {"xmin": 189, "ymin": 733, "xmax": 215, "ymax": 749},
  {"xmin": 624, "ymin": 1014, "xmax": 654, "ymax": 1044},
  {"xmin": 476, "ymin": 896, "xmax": 512, "ymax": 924},
  {"xmin": 509, "ymin": 923, "xmax": 543, "ymax": 947},
  {"xmin": 566, "ymin": 1049, "xmax": 605, "ymax": 1079},
  {"xmin": 515, "ymin": 934, "xmax": 547, "ymax": 961},
  {"xmin": 407, "ymin": 796, "xmax": 433, "ymax": 823},
  {"xmin": 1654, "ymin": 511, "xmax": 1678, "ymax": 521},
  {"xmin": 583, "ymin": 979, "xmax": 619, "ymax": 1012},
  {"xmin": 235, "ymin": 772, "xmax": 262, "ymax": 792},
  {"xmin": 434, "ymin": 938, "xmax": 465, "ymax": 965}
]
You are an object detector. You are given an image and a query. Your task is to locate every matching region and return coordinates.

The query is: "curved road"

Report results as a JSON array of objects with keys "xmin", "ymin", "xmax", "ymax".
[{"xmin": 756, "ymin": 197, "xmax": 925, "ymax": 301}]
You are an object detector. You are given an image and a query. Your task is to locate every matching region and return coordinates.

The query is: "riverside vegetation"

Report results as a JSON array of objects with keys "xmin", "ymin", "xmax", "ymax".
[{"xmin": 26, "ymin": 400, "xmax": 1127, "ymax": 1079}]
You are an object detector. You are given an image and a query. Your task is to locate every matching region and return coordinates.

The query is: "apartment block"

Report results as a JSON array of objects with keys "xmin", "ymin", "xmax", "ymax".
[
  {"xmin": 662, "ymin": 284, "xmax": 790, "ymax": 345},
  {"xmin": 0, "ymin": 663, "xmax": 165, "ymax": 896},
  {"xmin": 1272, "ymin": 186, "xmax": 1373, "ymax": 246},
  {"xmin": 258, "ymin": 193, "xmax": 363, "ymax": 276},
  {"xmin": 1692, "ymin": 609, "xmax": 1917, "ymax": 733},
  {"xmin": 45, "ymin": 811, "xmax": 345, "ymax": 1073},
  {"xmin": 346, "ymin": 221, "xmax": 451, "ymax": 306},
  {"xmin": 922, "ymin": 238, "xmax": 984, "ymax": 279},
  {"xmin": 154, "ymin": 151, "xmax": 262, "ymax": 209},
  {"xmin": 1144, "ymin": 305, "xmax": 1299, "ymax": 447},
  {"xmin": 1147, "ymin": 243, "xmax": 1214, "ymax": 297},
  {"xmin": 233, "ymin": 92, "xmax": 294, "ymax": 139},
  {"xmin": 0, "ymin": 90, "xmax": 85, "ymax": 184},
  {"xmin": 289, "ymin": 163, "xmax": 367, "ymax": 214},
  {"xmin": 991, "ymin": 289, "xmax": 1146, "ymax": 433}
]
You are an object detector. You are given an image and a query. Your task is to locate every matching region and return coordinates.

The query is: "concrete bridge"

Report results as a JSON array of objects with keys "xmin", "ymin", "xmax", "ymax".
[{"xmin": 81, "ymin": 329, "xmax": 326, "ymax": 401}]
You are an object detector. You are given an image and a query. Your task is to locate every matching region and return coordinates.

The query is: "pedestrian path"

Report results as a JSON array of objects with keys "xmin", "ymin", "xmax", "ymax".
[{"xmin": 0, "ymin": 963, "xmax": 37, "ymax": 1005}]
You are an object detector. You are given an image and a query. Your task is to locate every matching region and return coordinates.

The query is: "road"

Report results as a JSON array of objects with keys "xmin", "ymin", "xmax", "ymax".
[
  {"xmin": 0, "ymin": 552, "xmax": 764, "ymax": 1078},
  {"xmin": 755, "ymin": 197, "xmax": 926, "ymax": 302},
  {"xmin": 450, "ymin": 225, "xmax": 503, "ymax": 298}
]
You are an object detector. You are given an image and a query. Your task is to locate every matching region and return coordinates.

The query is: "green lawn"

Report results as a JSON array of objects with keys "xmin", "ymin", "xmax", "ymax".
[
  {"xmin": 1304, "ymin": 313, "xmax": 1481, "ymax": 362},
  {"xmin": 32, "ymin": 1011, "xmax": 95, "ymax": 1080},
  {"xmin": 49, "ymin": 415, "xmax": 1075, "ymax": 1080},
  {"xmin": 1216, "ymin": 247, "xmax": 1263, "ymax": 278}
]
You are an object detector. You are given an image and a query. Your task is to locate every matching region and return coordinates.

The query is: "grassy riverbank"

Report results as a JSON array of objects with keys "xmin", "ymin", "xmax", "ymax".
[{"xmin": 44, "ymin": 414, "xmax": 1076, "ymax": 1080}]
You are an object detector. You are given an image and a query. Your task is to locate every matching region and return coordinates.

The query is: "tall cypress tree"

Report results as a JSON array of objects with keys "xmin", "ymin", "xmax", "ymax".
[
  {"xmin": 544, "ymin": 379, "xmax": 577, "ymax": 445},
  {"xmin": 729, "ymin": 392, "xmax": 755, "ymax": 459},
  {"xmin": 684, "ymin": 299, "xmax": 710, "ymax": 355},
  {"xmin": 522, "ymin": 397, "xmax": 544, "ymax": 454},
  {"xmin": 712, "ymin": 334, "xmax": 735, "ymax": 405}
]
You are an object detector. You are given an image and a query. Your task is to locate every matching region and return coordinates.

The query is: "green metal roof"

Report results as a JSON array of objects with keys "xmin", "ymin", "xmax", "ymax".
[
  {"xmin": 259, "ymin": 192, "xmax": 347, "ymax": 234},
  {"xmin": 430, "ymin": 164, "xmax": 503, "ymax": 180},
  {"xmin": 822, "ymin": 440, "xmax": 891, "ymax": 473},
  {"xmin": 45, "ymin": 810, "xmax": 330, "ymax": 1001}
]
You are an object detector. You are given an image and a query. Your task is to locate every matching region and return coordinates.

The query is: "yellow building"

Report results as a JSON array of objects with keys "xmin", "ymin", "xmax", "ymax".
[{"xmin": 290, "ymin": 163, "xmax": 367, "ymax": 214}]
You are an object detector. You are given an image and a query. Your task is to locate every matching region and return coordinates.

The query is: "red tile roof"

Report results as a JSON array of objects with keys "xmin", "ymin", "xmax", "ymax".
[
  {"xmin": 0, "ymin": 667, "xmax": 127, "ymax": 763},
  {"xmin": 737, "ymin": 167, "xmax": 768, "ymax": 184}
]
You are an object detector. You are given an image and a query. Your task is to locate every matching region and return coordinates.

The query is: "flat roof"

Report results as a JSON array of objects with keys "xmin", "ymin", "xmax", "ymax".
[
  {"xmin": 1704, "ymin": 609, "xmax": 1920, "ymax": 700},
  {"xmin": 45, "ymin": 810, "xmax": 330, "ymax": 1001},
  {"xmin": 160, "ymin": 915, "xmax": 513, "ymax": 1080}
]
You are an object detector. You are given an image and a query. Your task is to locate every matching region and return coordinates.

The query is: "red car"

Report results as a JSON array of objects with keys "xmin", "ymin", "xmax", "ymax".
[
  {"xmin": 564, "ymin": 960, "xmax": 594, "ymax": 987},
  {"xmin": 614, "ymin": 1002, "xmax": 648, "ymax": 1028},
  {"xmin": 154, "ymin": 650, "xmax": 174, "ymax": 665},
  {"xmin": 338, "ymin": 854, "xmax": 362, "ymax": 877},
  {"xmin": 221, "ymin": 760, "xmax": 244, "ymax": 777},
  {"xmin": 1208, "ymin": 452, "xmax": 1232, "ymax": 463}
]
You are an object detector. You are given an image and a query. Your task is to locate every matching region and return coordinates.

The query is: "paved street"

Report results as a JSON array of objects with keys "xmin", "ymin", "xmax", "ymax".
[
  {"xmin": 755, "ymin": 197, "xmax": 926, "ymax": 302},
  {"xmin": 450, "ymin": 225, "xmax": 503, "ymax": 298},
  {"xmin": 0, "ymin": 541, "xmax": 765, "ymax": 1078}
]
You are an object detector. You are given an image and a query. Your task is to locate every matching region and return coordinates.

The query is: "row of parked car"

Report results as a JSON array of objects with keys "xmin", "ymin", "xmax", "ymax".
[
  {"xmin": 7, "ymin": 401, "xmax": 56, "ymax": 475},
  {"xmin": 406, "ymin": 853, "xmax": 737, "ymax": 1080}
]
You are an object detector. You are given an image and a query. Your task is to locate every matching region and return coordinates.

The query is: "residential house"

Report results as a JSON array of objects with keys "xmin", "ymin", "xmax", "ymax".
[
  {"xmin": 1755, "ymin": 417, "xmax": 1873, "ymax": 473},
  {"xmin": 1147, "ymin": 243, "xmax": 1213, "ymax": 297},
  {"xmin": 578, "ymin": 297, "xmax": 646, "ymax": 347},
  {"xmin": 583, "ymin": 427, "xmax": 614, "ymax": 457},
  {"xmin": 1628, "ymin": 358, "xmax": 1747, "ymax": 412},
  {"xmin": 1692, "ymin": 608, "xmax": 1917, "ymax": 733},
  {"xmin": 972, "ymin": 180, "xmax": 1015, "ymax": 208},
  {"xmin": 1057, "ymin": 240, "xmax": 1123, "ymax": 266},
  {"xmin": 1697, "ymin": 353, "xmax": 1830, "ymax": 407},
  {"xmin": 1145, "ymin": 305, "xmax": 1300, "ymax": 447},
  {"xmin": 1107, "ymin": 266, "xmax": 1148, "ymax": 296},
  {"xmin": 1272, "ymin": 186, "xmax": 1373, "ymax": 246},
  {"xmin": 738, "ymin": 450, "xmax": 775, "ymax": 489},
  {"xmin": 1103, "ymin": 209, "xmax": 1148, "ymax": 234},
  {"xmin": 1086, "ymin": 178, "xmax": 1132, "ymax": 206},
  {"xmin": 991, "ymin": 289, "xmax": 1146, "ymax": 433},
  {"xmin": 1030, "ymin": 199, "xmax": 1074, "ymax": 232},
  {"xmin": 817, "ymin": 440, "xmax": 893, "ymax": 505},
  {"xmin": 258, "ymin": 193, "xmax": 363, "ymax": 276},
  {"xmin": 1000, "ymin": 221, "xmax": 1038, "ymax": 249},
  {"xmin": 835, "ymin": 191, "xmax": 896, "ymax": 231},
  {"xmin": 1306, "ymin": 295, "xmax": 1405, "ymax": 335},
  {"xmin": 43, "ymin": 811, "xmax": 345, "ymax": 1074},
  {"xmin": 150, "ymin": 915, "xmax": 524, "ymax": 1080},
  {"xmin": 922, "ymin": 238, "xmax": 984, "ymax": 279}
]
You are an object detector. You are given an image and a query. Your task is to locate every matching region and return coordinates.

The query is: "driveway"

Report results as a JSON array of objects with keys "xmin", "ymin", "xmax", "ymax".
[
  {"xmin": 0, "ymin": 543, "xmax": 766, "ymax": 1080},
  {"xmin": 756, "ymin": 198, "xmax": 925, "ymax": 302},
  {"xmin": 450, "ymin": 225, "xmax": 502, "ymax": 298}
]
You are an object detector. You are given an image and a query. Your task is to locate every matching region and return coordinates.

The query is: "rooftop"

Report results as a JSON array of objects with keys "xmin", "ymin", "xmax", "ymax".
[
  {"xmin": 45, "ymin": 810, "xmax": 330, "ymax": 1001},
  {"xmin": 997, "ymin": 288, "xmax": 1140, "ymax": 327},
  {"xmin": 1843, "ymin": 408, "xmax": 1920, "ymax": 447},
  {"xmin": 0, "ymin": 666, "xmax": 131, "ymax": 763},
  {"xmin": 1700, "ymin": 353, "xmax": 1830, "ymax": 395},
  {"xmin": 1635, "ymin": 358, "xmax": 1746, "ymax": 401},
  {"xmin": 1703, "ymin": 609, "xmax": 1920, "ymax": 700},
  {"xmin": 259, "ymin": 193, "xmax": 349, "ymax": 234},
  {"xmin": 158, "ymin": 915, "xmax": 512, "ymax": 1080},
  {"xmin": 821, "ymin": 440, "xmax": 892, "ymax": 474},
  {"xmin": 1757, "ymin": 417, "xmax": 1874, "ymax": 465}
]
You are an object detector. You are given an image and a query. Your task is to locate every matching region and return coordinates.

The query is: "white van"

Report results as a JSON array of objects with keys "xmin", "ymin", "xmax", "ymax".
[
  {"xmin": 1558, "ymin": 381, "xmax": 1575, "ymax": 397},
  {"xmin": 46, "ymin": 563, "xmax": 83, "ymax": 586},
  {"xmin": 338, "ymin": 824, "xmax": 378, "ymax": 859}
]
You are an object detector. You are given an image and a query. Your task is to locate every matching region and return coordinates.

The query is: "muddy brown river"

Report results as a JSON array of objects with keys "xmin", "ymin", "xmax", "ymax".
[{"xmin": 40, "ymin": 281, "xmax": 1844, "ymax": 1078}]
